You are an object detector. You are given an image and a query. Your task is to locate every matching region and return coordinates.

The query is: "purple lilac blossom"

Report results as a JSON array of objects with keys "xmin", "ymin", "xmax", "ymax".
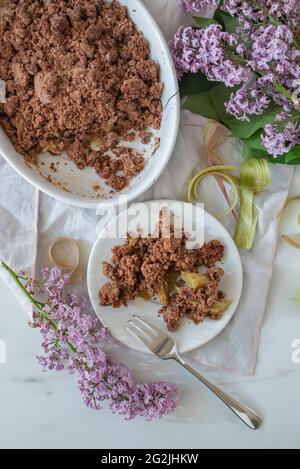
[
  {"xmin": 169, "ymin": 24, "xmax": 249, "ymax": 85},
  {"xmin": 222, "ymin": 0, "xmax": 300, "ymax": 27},
  {"xmin": 170, "ymin": 26, "xmax": 204, "ymax": 79},
  {"xmin": 29, "ymin": 267, "xmax": 178, "ymax": 420},
  {"xmin": 197, "ymin": 25, "xmax": 250, "ymax": 86},
  {"xmin": 178, "ymin": 0, "xmax": 218, "ymax": 12},
  {"xmin": 276, "ymin": 111, "xmax": 289, "ymax": 122},
  {"xmin": 174, "ymin": 0, "xmax": 300, "ymax": 157},
  {"xmin": 225, "ymin": 84, "xmax": 271, "ymax": 121},
  {"xmin": 222, "ymin": 1, "xmax": 264, "ymax": 21},
  {"xmin": 262, "ymin": 122, "xmax": 300, "ymax": 156},
  {"xmin": 248, "ymin": 25, "xmax": 293, "ymax": 73},
  {"xmin": 178, "ymin": 0, "xmax": 300, "ymax": 31},
  {"xmin": 266, "ymin": 0, "xmax": 300, "ymax": 33}
]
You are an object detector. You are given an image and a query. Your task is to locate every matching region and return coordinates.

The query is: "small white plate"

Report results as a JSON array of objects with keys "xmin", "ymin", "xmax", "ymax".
[
  {"xmin": 0, "ymin": 0, "xmax": 179, "ymax": 208},
  {"xmin": 87, "ymin": 200, "xmax": 243, "ymax": 354}
]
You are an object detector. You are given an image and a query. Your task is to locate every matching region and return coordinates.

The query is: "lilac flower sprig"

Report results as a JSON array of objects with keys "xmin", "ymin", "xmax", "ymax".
[
  {"xmin": 179, "ymin": 0, "xmax": 218, "ymax": 12},
  {"xmin": 173, "ymin": 0, "xmax": 300, "ymax": 159},
  {"xmin": 1, "ymin": 261, "xmax": 178, "ymax": 420},
  {"xmin": 178, "ymin": 0, "xmax": 300, "ymax": 34}
]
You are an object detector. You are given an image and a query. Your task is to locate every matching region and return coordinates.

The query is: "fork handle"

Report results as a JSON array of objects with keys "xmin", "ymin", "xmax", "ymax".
[{"xmin": 174, "ymin": 354, "xmax": 262, "ymax": 430}]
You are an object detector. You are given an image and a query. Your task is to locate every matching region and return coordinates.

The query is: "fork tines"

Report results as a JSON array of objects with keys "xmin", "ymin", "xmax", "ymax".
[
  {"xmin": 125, "ymin": 316, "xmax": 155, "ymax": 349},
  {"xmin": 124, "ymin": 315, "xmax": 164, "ymax": 350},
  {"xmin": 125, "ymin": 315, "xmax": 174, "ymax": 357}
]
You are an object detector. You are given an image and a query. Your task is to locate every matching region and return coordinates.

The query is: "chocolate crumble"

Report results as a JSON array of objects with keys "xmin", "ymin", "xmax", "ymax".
[{"xmin": 99, "ymin": 222, "xmax": 228, "ymax": 332}]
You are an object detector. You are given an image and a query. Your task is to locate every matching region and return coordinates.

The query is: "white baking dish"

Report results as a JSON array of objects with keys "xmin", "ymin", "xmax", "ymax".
[{"xmin": 0, "ymin": 0, "xmax": 180, "ymax": 208}]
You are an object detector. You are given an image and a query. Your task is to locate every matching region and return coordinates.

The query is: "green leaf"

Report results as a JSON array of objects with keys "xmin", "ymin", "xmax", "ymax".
[
  {"xmin": 220, "ymin": 13, "xmax": 239, "ymax": 33},
  {"xmin": 179, "ymin": 72, "xmax": 215, "ymax": 97},
  {"xmin": 264, "ymin": 154, "xmax": 294, "ymax": 164},
  {"xmin": 224, "ymin": 104, "xmax": 283, "ymax": 139},
  {"xmin": 207, "ymin": 84, "xmax": 286, "ymax": 139},
  {"xmin": 242, "ymin": 130, "xmax": 265, "ymax": 151},
  {"xmin": 268, "ymin": 156, "xmax": 286, "ymax": 164},
  {"xmin": 180, "ymin": 77, "xmax": 300, "ymax": 166},
  {"xmin": 286, "ymin": 157, "xmax": 300, "ymax": 165},
  {"xmin": 213, "ymin": 8, "xmax": 225, "ymax": 26},
  {"xmin": 226, "ymin": 106, "xmax": 300, "ymax": 140},
  {"xmin": 243, "ymin": 143, "xmax": 269, "ymax": 160},
  {"xmin": 285, "ymin": 146, "xmax": 300, "ymax": 163},
  {"xmin": 242, "ymin": 143, "xmax": 252, "ymax": 159},
  {"xmin": 192, "ymin": 16, "xmax": 219, "ymax": 28},
  {"xmin": 243, "ymin": 145, "xmax": 300, "ymax": 165},
  {"xmin": 182, "ymin": 91, "xmax": 220, "ymax": 121},
  {"xmin": 208, "ymin": 84, "xmax": 235, "ymax": 122}
]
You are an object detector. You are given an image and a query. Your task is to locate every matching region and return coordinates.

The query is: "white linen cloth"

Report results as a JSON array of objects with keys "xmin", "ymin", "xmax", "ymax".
[{"xmin": 0, "ymin": 0, "xmax": 294, "ymax": 375}]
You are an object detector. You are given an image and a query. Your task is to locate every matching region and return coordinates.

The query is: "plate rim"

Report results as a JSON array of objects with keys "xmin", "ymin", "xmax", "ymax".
[{"xmin": 87, "ymin": 199, "xmax": 244, "ymax": 354}]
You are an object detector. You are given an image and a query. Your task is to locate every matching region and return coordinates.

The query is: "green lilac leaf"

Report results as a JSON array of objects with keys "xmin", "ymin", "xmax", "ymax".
[
  {"xmin": 192, "ymin": 16, "xmax": 219, "ymax": 28},
  {"xmin": 223, "ymin": 104, "xmax": 283, "ymax": 139},
  {"xmin": 182, "ymin": 92, "xmax": 220, "ymax": 121},
  {"xmin": 179, "ymin": 72, "xmax": 215, "ymax": 96},
  {"xmin": 219, "ymin": 13, "xmax": 240, "ymax": 33},
  {"xmin": 284, "ymin": 146, "xmax": 300, "ymax": 163}
]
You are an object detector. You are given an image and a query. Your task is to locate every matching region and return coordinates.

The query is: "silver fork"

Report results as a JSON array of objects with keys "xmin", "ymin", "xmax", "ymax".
[{"xmin": 125, "ymin": 315, "xmax": 262, "ymax": 430}]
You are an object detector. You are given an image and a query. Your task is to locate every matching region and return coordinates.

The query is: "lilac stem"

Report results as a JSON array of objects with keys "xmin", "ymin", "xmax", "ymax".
[{"xmin": 0, "ymin": 260, "xmax": 77, "ymax": 354}]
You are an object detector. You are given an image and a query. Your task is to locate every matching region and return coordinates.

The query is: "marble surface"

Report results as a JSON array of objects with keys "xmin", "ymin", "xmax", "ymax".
[{"xmin": 1, "ymin": 169, "xmax": 300, "ymax": 449}]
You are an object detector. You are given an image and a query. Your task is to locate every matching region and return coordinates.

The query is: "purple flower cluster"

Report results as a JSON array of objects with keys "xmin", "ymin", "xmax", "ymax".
[
  {"xmin": 180, "ymin": 0, "xmax": 300, "ymax": 30},
  {"xmin": 262, "ymin": 121, "xmax": 300, "ymax": 156},
  {"xmin": 29, "ymin": 267, "xmax": 178, "ymax": 420},
  {"xmin": 172, "ymin": 0, "xmax": 300, "ymax": 157},
  {"xmin": 249, "ymin": 25, "xmax": 293, "ymax": 72},
  {"xmin": 222, "ymin": 1, "xmax": 300, "ymax": 34},
  {"xmin": 178, "ymin": 0, "xmax": 218, "ymax": 12},
  {"xmin": 225, "ymin": 84, "xmax": 271, "ymax": 121},
  {"xmin": 170, "ymin": 24, "xmax": 249, "ymax": 85}
]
